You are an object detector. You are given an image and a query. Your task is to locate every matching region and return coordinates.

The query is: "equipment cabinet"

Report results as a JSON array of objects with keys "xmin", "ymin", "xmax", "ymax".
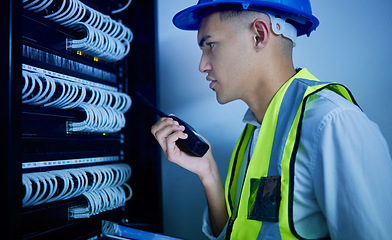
[{"xmin": 3, "ymin": 0, "xmax": 162, "ymax": 239}]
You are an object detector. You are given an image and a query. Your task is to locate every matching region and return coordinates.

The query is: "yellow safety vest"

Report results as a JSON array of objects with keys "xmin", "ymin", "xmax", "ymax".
[{"xmin": 224, "ymin": 69, "xmax": 358, "ymax": 240}]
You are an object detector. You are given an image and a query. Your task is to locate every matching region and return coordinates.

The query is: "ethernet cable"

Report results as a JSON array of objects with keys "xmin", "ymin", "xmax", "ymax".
[
  {"xmin": 69, "ymin": 165, "xmax": 132, "ymax": 218},
  {"xmin": 23, "ymin": 0, "xmax": 133, "ymax": 61},
  {"xmin": 67, "ymin": 168, "xmax": 89, "ymax": 198},
  {"xmin": 61, "ymin": 0, "xmax": 86, "ymax": 27},
  {"xmin": 53, "ymin": 169, "xmax": 75, "ymax": 201},
  {"xmin": 43, "ymin": 79, "xmax": 66, "ymax": 107},
  {"xmin": 23, "ymin": 0, "xmax": 134, "ymax": 62},
  {"xmin": 50, "ymin": 0, "xmax": 74, "ymax": 23},
  {"xmin": 23, "ymin": 174, "xmax": 40, "ymax": 207},
  {"xmin": 83, "ymin": 167, "xmax": 101, "ymax": 192},
  {"xmin": 68, "ymin": 103, "xmax": 126, "ymax": 133},
  {"xmin": 52, "ymin": 80, "xmax": 74, "ymax": 108},
  {"xmin": 62, "ymin": 83, "xmax": 86, "ymax": 109},
  {"xmin": 111, "ymin": 0, "xmax": 132, "ymax": 14},
  {"xmin": 47, "ymin": 170, "xmax": 71, "ymax": 202},
  {"xmin": 23, "ymin": 163, "xmax": 132, "ymax": 207},
  {"xmin": 22, "ymin": 71, "xmax": 36, "ymax": 101},
  {"xmin": 24, "ymin": 0, "xmax": 53, "ymax": 12},
  {"xmin": 22, "ymin": 175, "xmax": 32, "ymax": 206},
  {"xmin": 22, "ymin": 69, "xmax": 132, "ymax": 133},
  {"xmin": 71, "ymin": 185, "xmax": 132, "ymax": 218},
  {"xmin": 67, "ymin": 22, "xmax": 130, "ymax": 62},
  {"xmin": 43, "ymin": 0, "xmax": 68, "ymax": 20},
  {"xmin": 24, "ymin": 0, "xmax": 134, "ymax": 45},
  {"xmin": 123, "ymin": 183, "xmax": 133, "ymax": 201},
  {"xmin": 22, "ymin": 73, "xmax": 44, "ymax": 104},
  {"xmin": 24, "ymin": 173, "xmax": 46, "ymax": 207},
  {"xmin": 33, "ymin": 74, "xmax": 56, "ymax": 106},
  {"xmin": 34, "ymin": 172, "xmax": 58, "ymax": 205}
]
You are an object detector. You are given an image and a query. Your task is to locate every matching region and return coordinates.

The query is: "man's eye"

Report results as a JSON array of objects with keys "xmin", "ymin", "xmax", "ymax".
[{"xmin": 206, "ymin": 42, "xmax": 215, "ymax": 50}]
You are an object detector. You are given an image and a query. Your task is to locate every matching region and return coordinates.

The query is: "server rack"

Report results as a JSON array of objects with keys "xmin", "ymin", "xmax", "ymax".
[{"xmin": 3, "ymin": 0, "xmax": 161, "ymax": 239}]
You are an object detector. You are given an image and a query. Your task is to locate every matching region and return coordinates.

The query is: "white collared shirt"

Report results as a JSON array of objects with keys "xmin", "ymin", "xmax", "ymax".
[{"xmin": 202, "ymin": 89, "xmax": 392, "ymax": 239}]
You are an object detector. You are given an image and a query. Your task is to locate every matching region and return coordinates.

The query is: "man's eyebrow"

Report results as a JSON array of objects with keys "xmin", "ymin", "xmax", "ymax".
[{"xmin": 198, "ymin": 35, "xmax": 211, "ymax": 47}]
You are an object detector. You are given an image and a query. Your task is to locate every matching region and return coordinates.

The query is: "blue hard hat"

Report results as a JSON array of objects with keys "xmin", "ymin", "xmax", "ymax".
[{"xmin": 172, "ymin": 0, "xmax": 319, "ymax": 37}]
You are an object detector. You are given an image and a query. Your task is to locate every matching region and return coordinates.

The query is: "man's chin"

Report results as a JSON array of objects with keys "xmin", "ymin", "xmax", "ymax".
[{"xmin": 216, "ymin": 93, "xmax": 233, "ymax": 105}]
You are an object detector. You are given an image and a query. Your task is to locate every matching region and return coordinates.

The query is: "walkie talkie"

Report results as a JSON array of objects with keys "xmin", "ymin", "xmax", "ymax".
[{"xmin": 136, "ymin": 92, "xmax": 210, "ymax": 157}]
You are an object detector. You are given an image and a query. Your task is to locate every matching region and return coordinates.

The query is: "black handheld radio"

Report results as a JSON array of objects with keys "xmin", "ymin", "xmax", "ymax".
[{"xmin": 136, "ymin": 92, "xmax": 209, "ymax": 157}]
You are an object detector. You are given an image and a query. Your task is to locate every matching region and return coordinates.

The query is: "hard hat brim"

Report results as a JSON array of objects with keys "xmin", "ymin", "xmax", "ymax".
[{"xmin": 172, "ymin": 1, "xmax": 319, "ymax": 37}]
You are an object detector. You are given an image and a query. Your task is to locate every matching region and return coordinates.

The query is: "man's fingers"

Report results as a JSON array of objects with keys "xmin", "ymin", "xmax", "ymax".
[
  {"xmin": 165, "ymin": 128, "xmax": 188, "ymax": 160},
  {"xmin": 151, "ymin": 117, "xmax": 174, "ymax": 136},
  {"xmin": 151, "ymin": 117, "xmax": 185, "ymax": 157}
]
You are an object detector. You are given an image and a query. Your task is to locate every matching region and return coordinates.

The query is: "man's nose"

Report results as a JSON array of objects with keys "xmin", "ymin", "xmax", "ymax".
[{"xmin": 199, "ymin": 54, "xmax": 212, "ymax": 73}]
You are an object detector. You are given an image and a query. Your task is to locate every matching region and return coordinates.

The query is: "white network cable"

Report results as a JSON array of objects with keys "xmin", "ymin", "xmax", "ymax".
[
  {"xmin": 23, "ymin": 0, "xmax": 133, "ymax": 62},
  {"xmin": 67, "ymin": 22, "xmax": 131, "ymax": 62},
  {"xmin": 69, "ymin": 183, "xmax": 132, "ymax": 219},
  {"xmin": 68, "ymin": 103, "xmax": 126, "ymax": 133},
  {"xmin": 22, "ymin": 69, "xmax": 132, "ymax": 133},
  {"xmin": 22, "ymin": 163, "xmax": 132, "ymax": 208},
  {"xmin": 111, "ymin": 0, "xmax": 132, "ymax": 14}
]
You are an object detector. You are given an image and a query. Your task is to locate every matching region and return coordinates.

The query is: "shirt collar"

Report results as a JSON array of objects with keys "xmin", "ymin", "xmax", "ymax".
[{"xmin": 242, "ymin": 108, "xmax": 261, "ymax": 128}]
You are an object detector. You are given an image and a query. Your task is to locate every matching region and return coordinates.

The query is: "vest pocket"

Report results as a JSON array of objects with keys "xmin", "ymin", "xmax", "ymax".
[{"xmin": 248, "ymin": 176, "xmax": 281, "ymax": 222}]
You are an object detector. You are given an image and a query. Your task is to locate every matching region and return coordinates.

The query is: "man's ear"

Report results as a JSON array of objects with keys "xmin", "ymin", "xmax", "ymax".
[{"xmin": 252, "ymin": 18, "xmax": 270, "ymax": 51}]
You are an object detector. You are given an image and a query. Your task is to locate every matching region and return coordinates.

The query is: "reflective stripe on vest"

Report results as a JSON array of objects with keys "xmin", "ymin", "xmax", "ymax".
[{"xmin": 224, "ymin": 69, "xmax": 358, "ymax": 240}]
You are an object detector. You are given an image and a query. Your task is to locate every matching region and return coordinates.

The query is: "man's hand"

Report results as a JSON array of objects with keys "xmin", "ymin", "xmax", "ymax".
[
  {"xmin": 150, "ymin": 116, "xmax": 214, "ymax": 177},
  {"xmin": 151, "ymin": 116, "xmax": 228, "ymax": 236}
]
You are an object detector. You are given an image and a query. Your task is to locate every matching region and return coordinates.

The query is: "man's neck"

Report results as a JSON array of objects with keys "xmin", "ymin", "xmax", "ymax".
[{"xmin": 245, "ymin": 65, "xmax": 296, "ymax": 124}]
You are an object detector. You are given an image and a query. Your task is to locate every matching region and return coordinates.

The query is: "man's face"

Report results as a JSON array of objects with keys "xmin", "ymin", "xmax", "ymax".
[{"xmin": 198, "ymin": 12, "xmax": 256, "ymax": 104}]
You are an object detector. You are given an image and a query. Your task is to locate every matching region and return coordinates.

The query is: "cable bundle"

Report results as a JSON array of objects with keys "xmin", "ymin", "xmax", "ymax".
[
  {"xmin": 68, "ymin": 103, "xmax": 126, "ymax": 133},
  {"xmin": 23, "ymin": 0, "xmax": 133, "ymax": 62},
  {"xmin": 22, "ymin": 163, "xmax": 132, "ymax": 208},
  {"xmin": 22, "ymin": 69, "xmax": 132, "ymax": 133},
  {"xmin": 69, "ymin": 184, "xmax": 132, "ymax": 219},
  {"xmin": 67, "ymin": 22, "xmax": 130, "ymax": 62}
]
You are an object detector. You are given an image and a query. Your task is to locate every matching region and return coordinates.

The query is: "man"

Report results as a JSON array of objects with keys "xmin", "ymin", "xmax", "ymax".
[{"xmin": 151, "ymin": 0, "xmax": 392, "ymax": 239}]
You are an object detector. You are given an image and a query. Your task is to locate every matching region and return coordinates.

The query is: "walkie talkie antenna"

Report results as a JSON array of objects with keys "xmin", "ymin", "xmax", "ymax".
[
  {"xmin": 135, "ymin": 91, "xmax": 210, "ymax": 157},
  {"xmin": 135, "ymin": 92, "xmax": 167, "ymax": 118}
]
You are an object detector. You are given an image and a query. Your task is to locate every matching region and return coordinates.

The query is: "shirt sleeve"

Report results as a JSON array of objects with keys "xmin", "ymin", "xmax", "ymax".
[
  {"xmin": 202, "ymin": 206, "xmax": 228, "ymax": 240},
  {"xmin": 310, "ymin": 101, "xmax": 392, "ymax": 240}
]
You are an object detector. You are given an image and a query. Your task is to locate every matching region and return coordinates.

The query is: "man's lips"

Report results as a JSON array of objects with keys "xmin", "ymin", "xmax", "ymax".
[
  {"xmin": 209, "ymin": 81, "xmax": 217, "ymax": 89},
  {"xmin": 207, "ymin": 77, "xmax": 217, "ymax": 89}
]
